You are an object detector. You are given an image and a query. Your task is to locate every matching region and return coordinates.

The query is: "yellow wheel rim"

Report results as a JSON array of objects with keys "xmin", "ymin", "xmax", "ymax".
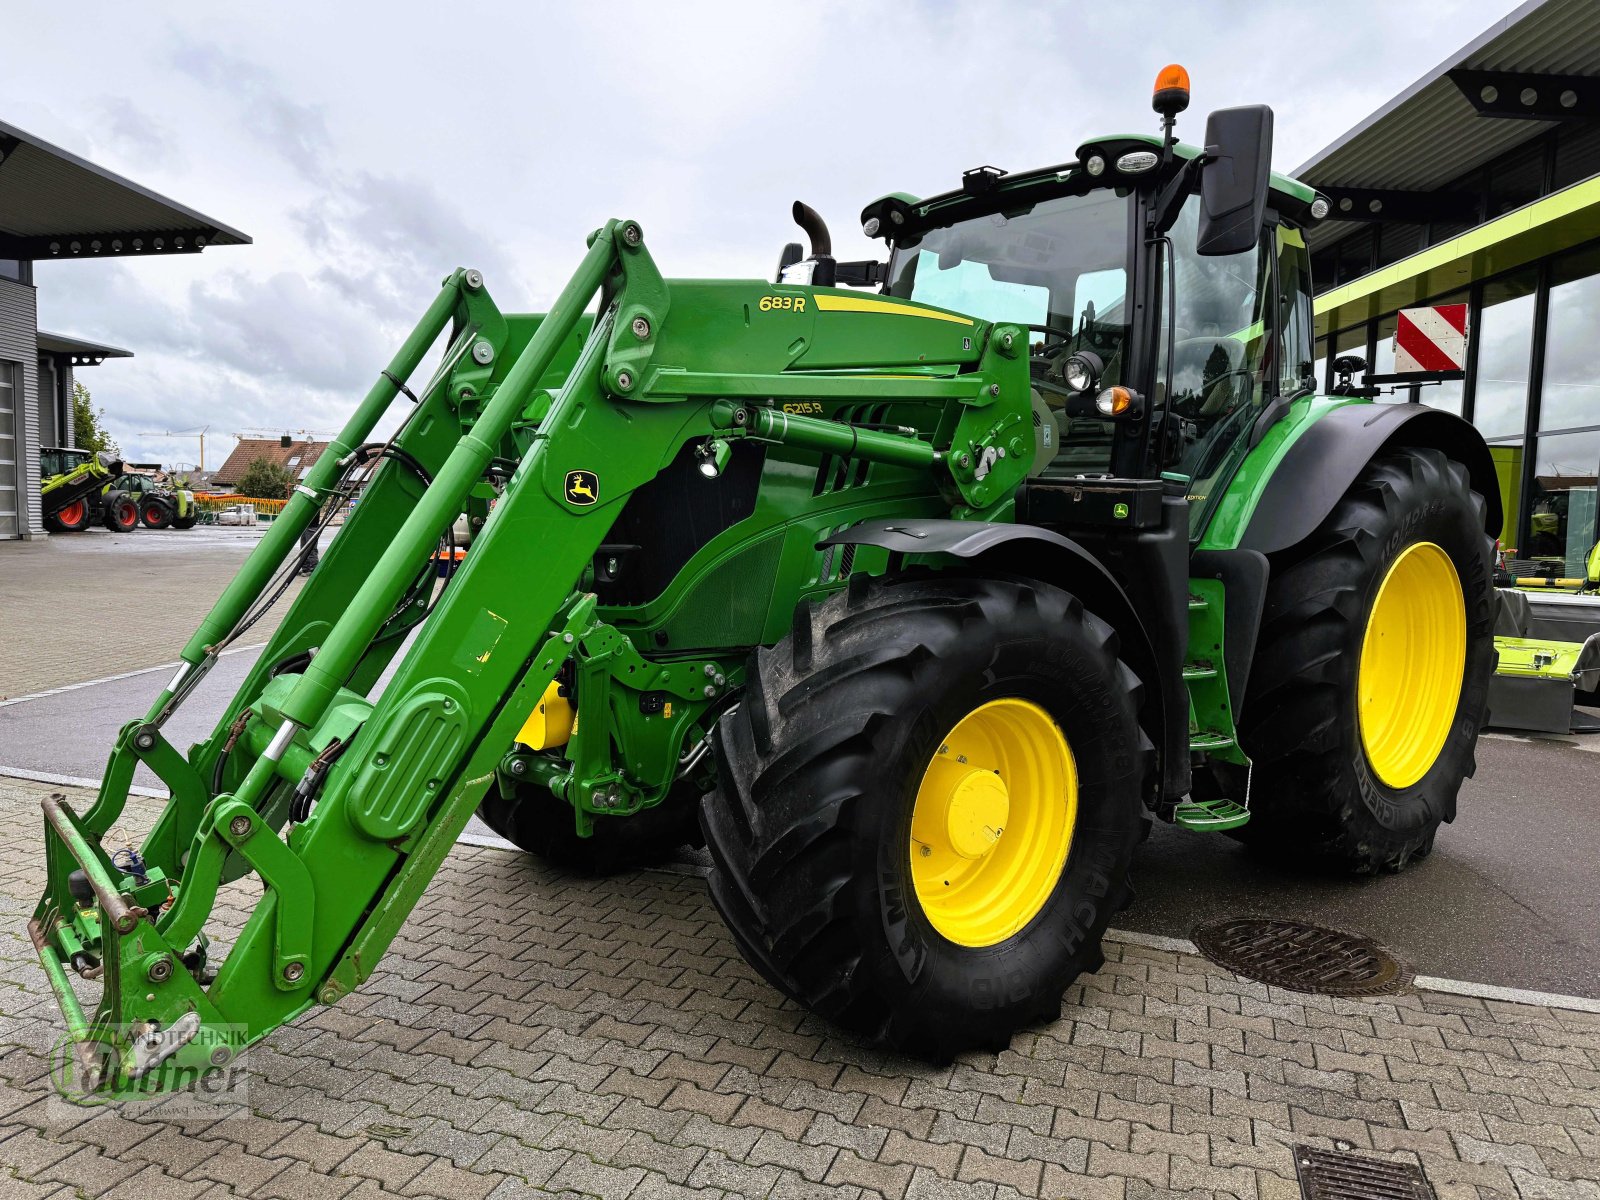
[
  {"xmin": 909, "ymin": 699, "xmax": 1077, "ymax": 948},
  {"xmin": 1358, "ymin": 541, "xmax": 1466, "ymax": 789}
]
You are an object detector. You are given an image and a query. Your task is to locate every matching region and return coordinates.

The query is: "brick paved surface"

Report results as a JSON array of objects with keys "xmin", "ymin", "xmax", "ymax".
[
  {"xmin": 0, "ymin": 531, "xmax": 303, "ymax": 700},
  {"xmin": 1, "ymin": 776, "xmax": 1597, "ymax": 1200}
]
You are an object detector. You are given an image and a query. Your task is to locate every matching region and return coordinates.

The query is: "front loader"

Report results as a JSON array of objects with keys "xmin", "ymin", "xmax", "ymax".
[{"xmin": 33, "ymin": 68, "xmax": 1501, "ymax": 1096}]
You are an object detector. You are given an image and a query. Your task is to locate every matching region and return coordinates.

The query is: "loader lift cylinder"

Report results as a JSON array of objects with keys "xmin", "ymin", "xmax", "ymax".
[{"xmin": 157, "ymin": 273, "xmax": 468, "ymax": 718}]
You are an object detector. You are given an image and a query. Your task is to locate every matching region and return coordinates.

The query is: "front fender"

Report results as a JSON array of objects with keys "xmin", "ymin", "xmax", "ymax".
[{"xmin": 820, "ymin": 518, "xmax": 1178, "ymax": 803}]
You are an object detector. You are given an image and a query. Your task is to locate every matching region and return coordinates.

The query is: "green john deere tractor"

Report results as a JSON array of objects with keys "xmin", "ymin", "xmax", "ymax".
[{"xmin": 33, "ymin": 71, "xmax": 1499, "ymax": 1095}]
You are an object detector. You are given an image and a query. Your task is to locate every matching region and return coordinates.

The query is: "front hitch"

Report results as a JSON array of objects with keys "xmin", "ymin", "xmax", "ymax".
[{"xmin": 31, "ymin": 794, "xmax": 243, "ymax": 1100}]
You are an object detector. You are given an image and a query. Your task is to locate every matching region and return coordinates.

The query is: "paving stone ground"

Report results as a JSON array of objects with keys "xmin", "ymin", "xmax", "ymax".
[
  {"xmin": 1, "ymin": 778, "xmax": 1597, "ymax": 1199},
  {"xmin": 0, "ymin": 530, "xmax": 304, "ymax": 700}
]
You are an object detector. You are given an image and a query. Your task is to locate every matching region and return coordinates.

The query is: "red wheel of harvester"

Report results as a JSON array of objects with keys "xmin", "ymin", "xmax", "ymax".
[
  {"xmin": 103, "ymin": 495, "xmax": 139, "ymax": 532},
  {"xmin": 50, "ymin": 499, "xmax": 90, "ymax": 532}
]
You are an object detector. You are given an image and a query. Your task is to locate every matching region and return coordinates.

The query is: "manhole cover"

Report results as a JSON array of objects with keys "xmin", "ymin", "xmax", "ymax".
[
  {"xmin": 1294, "ymin": 1144, "xmax": 1435, "ymax": 1199},
  {"xmin": 1193, "ymin": 918, "xmax": 1412, "ymax": 997}
]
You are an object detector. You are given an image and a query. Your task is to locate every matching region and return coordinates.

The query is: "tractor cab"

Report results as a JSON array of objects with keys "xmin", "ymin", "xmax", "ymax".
[{"xmin": 864, "ymin": 75, "xmax": 1327, "ymax": 541}]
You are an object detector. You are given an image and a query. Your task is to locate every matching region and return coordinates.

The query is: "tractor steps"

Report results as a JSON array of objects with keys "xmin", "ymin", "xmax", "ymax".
[
  {"xmin": 1173, "ymin": 796, "xmax": 1251, "ymax": 831},
  {"xmin": 1187, "ymin": 729, "xmax": 1235, "ymax": 752}
]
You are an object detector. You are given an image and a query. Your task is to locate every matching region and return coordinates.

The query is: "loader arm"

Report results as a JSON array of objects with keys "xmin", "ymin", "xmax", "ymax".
[{"xmin": 31, "ymin": 220, "xmax": 1032, "ymax": 1099}]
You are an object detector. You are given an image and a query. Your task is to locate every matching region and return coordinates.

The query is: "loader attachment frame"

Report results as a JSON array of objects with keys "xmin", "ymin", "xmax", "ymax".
[{"xmin": 31, "ymin": 218, "xmax": 1029, "ymax": 1099}]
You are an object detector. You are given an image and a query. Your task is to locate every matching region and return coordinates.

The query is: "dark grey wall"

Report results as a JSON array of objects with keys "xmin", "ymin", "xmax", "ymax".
[
  {"xmin": 0, "ymin": 278, "xmax": 39, "ymax": 539},
  {"xmin": 36, "ymin": 355, "xmax": 57, "ymax": 448}
]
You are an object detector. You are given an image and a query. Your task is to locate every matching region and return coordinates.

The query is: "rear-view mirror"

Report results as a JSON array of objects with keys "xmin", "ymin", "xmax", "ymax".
[{"xmin": 1198, "ymin": 105, "xmax": 1273, "ymax": 257}]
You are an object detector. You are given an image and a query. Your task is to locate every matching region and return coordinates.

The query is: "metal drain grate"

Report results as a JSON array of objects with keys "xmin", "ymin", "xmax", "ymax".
[
  {"xmin": 1294, "ymin": 1144, "xmax": 1435, "ymax": 1199},
  {"xmin": 1193, "ymin": 918, "xmax": 1412, "ymax": 997}
]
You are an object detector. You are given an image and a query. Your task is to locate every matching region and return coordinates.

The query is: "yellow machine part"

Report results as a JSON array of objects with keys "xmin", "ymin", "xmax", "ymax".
[
  {"xmin": 516, "ymin": 682, "xmax": 575, "ymax": 750},
  {"xmin": 909, "ymin": 698, "xmax": 1077, "ymax": 948},
  {"xmin": 1358, "ymin": 541, "xmax": 1466, "ymax": 789}
]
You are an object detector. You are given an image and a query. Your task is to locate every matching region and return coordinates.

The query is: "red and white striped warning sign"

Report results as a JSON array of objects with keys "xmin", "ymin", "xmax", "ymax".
[{"xmin": 1394, "ymin": 304, "xmax": 1469, "ymax": 373}]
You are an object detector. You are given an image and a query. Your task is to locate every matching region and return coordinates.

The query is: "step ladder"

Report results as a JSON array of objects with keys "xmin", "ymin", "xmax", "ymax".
[
  {"xmin": 1172, "ymin": 796, "xmax": 1251, "ymax": 832},
  {"xmin": 1180, "ymin": 586, "xmax": 1252, "ymax": 832},
  {"xmin": 1171, "ymin": 752, "xmax": 1254, "ymax": 838}
]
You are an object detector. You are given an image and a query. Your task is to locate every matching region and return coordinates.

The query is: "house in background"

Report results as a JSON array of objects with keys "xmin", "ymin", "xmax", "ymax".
[
  {"xmin": 210, "ymin": 437, "xmax": 331, "ymax": 491},
  {"xmin": 0, "ymin": 116, "xmax": 249, "ymax": 539}
]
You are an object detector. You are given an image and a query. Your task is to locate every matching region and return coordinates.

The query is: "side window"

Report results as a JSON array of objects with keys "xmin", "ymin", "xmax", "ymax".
[{"xmin": 1276, "ymin": 225, "xmax": 1314, "ymax": 395}]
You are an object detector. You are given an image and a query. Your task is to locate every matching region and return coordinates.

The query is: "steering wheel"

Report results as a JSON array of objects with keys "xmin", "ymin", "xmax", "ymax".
[{"xmin": 1024, "ymin": 324, "xmax": 1074, "ymax": 358}]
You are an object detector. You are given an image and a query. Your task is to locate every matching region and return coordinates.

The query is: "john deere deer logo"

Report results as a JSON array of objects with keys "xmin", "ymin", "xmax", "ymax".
[{"xmin": 564, "ymin": 470, "xmax": 599, "ymax": 506}]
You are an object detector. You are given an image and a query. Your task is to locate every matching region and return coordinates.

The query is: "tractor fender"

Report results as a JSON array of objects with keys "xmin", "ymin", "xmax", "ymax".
[
  {"xmin": 1240, "ymin": 403, "xmax": 1503, "ymax": 555},
  {"xmin": 819, "ymin": 518, "xmax": 1174, "ymax": 804}
]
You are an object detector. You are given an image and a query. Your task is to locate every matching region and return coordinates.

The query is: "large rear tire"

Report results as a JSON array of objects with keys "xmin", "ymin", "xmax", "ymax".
[
  {"xmin": 478, "ymin": 779, "xmax": 704, "ymax": 876},
  {"xmin": 1235, "ymin": 446, "xmax": 1495, "ymax": 874},
  {"xmin": 702, "ymin": 574, "xmax": 1150, "ymax": 1059}
]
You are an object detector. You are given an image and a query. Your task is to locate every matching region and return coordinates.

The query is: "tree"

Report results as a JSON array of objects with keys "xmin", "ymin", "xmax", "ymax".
[
  {"xmin": 71, "ymin": 382, "xmax": 119, "ymax": 455},
  {"xmin": 237, "ymin": 458, "xmax": 293, "ymax": 500}
]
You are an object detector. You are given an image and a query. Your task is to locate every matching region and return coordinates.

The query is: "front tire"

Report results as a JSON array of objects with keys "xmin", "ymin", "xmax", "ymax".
[
  {"xmin": 140, "ymin": 498, "xmax": 174, "ymax": 529},
  {"xmin": 702, "ymin": 574, "xmax": 1150, "ymax": 1059},
  {"xmin": 46, "ymin": 499, "xmax": 90, "ymax": 533},
  {"xmin": 1236, "ymin": 446, "xmax": 1495, "ymax": 873},
  {"xmin": 102, "ymin": 494, "xmax": 138, "ymax": 532}
]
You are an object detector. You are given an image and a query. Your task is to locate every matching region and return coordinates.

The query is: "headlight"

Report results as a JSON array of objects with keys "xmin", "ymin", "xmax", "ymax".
[
  {"xmin": 1116, "ymin": 150, "xmax": 1158, "ymax": 173},
  {"xmin": 1063, "ymin": 351, "xmax": 1102, "ymax": 393},
  {"xmin": 1085, "ymin": 154, "xmax": 1105, "ymax": 177}
]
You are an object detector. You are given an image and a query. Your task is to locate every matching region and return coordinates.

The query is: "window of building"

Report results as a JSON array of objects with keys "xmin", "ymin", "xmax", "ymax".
[
  {"xmin": 0, "ymin": 361, "xmax": 18, "ymax": 539},
  {"xmin": 1487, "ymin": 441, "xmax": 1526, "ymax": 554},
  {"xmin": 1426, "ymin": 219, "xmax": 1476, "ymax": 247},
  {"xmin": 1372, "ymin": 311, "xmax": 1409, "ymax": 403},
  {"xmin": 1334, "ymin": 229, "xmax": 1376, "ymax": 285},
  {"xmin": 1486, "ymin": 144, "xmax": 1547, "ymax": 221},
  {"xmin": 1310, "ymin": 247, "xmax": 1338, "ymax": 295},
  {"xmin": 1375, "ymin": 223, "xmax": 1426, "ymax": 269},
  {"xmin": 1553, "ymin": 121, "xmax": 1600, "ymax": 192},
  {"xmin": 1526, "ymin": 429, "xmax": 1600, "ymax": 571},
  {"xmin": 0, "ymin": 260, "xmax": 30, "ymax": 284},
  {"xmin": 1539, "ymin": 242, "xmax": 1600, "ymax": 433},
  {"xmin": 1424, "ymin": 288, "xmax": 1469, "ymax": 416},
  {"xmin": 1473, "ymin": 268, "xmax": 1539, "ymax": 440}
]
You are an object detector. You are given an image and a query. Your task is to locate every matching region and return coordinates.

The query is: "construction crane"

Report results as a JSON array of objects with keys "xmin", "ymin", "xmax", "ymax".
[
  {"xmin": 139, "ymin": 425, "xmax": 210, "ymax": 472},
  {"xmin": 236, "ymin": 427, "xmax": 340, "ymax": 445}
]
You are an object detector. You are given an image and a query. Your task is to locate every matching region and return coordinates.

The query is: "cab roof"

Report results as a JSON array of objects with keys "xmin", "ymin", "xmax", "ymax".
[{"xmin": 862, "ymin": 133, "xmax": 1324, "ymax": 243}]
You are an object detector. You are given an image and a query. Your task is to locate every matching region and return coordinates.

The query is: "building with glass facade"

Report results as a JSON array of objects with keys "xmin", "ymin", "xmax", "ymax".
[{"xmin": 1301, "ymin": 0, "xmax": 1600, "ymax": 574}]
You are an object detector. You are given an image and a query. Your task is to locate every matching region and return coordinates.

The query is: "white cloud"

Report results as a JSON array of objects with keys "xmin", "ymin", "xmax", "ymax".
[{"xmin": 6, "ymin": 0, "xmax": 1525, "ymax": 466}]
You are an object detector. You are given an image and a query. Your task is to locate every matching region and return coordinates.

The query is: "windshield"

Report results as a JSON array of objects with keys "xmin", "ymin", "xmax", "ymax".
[{"xmin": 888, "ymin": 189, "xmax": 1135, "ymax": 473}]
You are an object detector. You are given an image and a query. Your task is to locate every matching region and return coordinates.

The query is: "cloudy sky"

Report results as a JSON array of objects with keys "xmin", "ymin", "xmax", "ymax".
[{"xmin": 8, "ymin": 0, "xmax": 1523, "ymax": 469}]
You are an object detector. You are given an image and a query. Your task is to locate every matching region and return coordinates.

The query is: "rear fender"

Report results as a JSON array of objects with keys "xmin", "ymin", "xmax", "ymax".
[
  {"xmin": 1236, "ymin": 403, "xmax": 1502, "ymax": 555},
  {"xmin": 820, "ymin": 519, "xmax": 1179, "ymax": 804}
]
